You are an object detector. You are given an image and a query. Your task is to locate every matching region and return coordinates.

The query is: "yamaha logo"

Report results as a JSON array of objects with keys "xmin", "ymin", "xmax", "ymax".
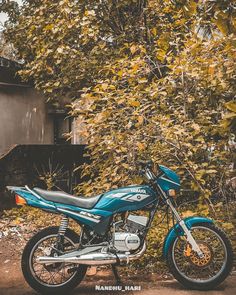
[{"xmin": 130, "ymin": 188, "xmax": 146, "ymax": 194}]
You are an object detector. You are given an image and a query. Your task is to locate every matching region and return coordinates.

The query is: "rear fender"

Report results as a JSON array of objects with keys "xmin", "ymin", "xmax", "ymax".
[{"xmin": 162, "ymin": 216, "xmax": 214, "ymax": 259}]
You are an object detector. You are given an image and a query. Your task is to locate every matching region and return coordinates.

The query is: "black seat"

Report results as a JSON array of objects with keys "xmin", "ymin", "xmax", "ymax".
[{"xmin": 33, "ymin": 188, "xmax": 102, "ymax": 209}]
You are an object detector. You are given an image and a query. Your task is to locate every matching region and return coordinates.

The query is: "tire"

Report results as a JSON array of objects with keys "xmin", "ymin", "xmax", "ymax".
[
  {"xmin": 21, "ymin": 226, "xmax": 87, "ymax": 294},
  {"xmin": 167, "ymin": 223, "xmax": 233, "ymax": 290}
]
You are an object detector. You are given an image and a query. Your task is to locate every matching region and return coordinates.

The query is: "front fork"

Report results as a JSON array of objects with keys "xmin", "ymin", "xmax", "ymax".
[{"xmin": 166, "ymin": 198, "xmax": 204, "ymax": 258}]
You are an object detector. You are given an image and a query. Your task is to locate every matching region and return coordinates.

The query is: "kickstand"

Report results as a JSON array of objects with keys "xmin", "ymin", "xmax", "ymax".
[{"xmin": 111, "ymin": 265, "xmax": 122, "ymax": 285}]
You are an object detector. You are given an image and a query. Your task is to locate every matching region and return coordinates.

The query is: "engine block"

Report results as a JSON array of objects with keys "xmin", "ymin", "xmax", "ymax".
[
  {"xmin": 114, "ymin": 232, "xmax": 140, "ymax": 252},
  {"xmin": 113, "ymin": 214, "xmax": 148, "ymax": 252}
]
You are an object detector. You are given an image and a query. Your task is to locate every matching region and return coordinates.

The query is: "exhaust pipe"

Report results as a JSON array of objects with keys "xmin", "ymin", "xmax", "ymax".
[{"xmin": 36, "ymin": 243, "xmax": 146, "ymax": 265}]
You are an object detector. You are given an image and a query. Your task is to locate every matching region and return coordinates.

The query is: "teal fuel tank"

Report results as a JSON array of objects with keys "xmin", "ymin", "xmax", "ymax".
[{"xmin": 94, "ymin": 185, "xmax": 157, "ymax": 213}]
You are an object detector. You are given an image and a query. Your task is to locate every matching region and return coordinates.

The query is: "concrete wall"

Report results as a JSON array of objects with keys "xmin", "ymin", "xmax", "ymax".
[{"xmin": 0, "ymin": 86, "xmax": 54, "ymax": 156}]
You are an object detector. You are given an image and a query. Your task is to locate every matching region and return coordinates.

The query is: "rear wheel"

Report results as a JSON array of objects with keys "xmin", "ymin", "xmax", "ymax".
[
  {"xmin": 22, "ymin": 226, "xmax": 87, "ymax": 294},
  {"xmin": 167, "ymin": 223, "xmax": 233, "ymax": 290}
]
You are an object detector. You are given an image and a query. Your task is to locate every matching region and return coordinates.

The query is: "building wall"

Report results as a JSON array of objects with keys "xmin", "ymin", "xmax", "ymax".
[{"xmin": 0, "ymin": 86, "xmax": 54, "ymax": 156}]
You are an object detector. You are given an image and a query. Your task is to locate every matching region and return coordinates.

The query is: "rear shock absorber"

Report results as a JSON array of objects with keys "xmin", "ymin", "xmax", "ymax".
[
  {"xmin": 57, "ymin": 216, "xmax": 69, "ymax": 251},
  {"xmin": 58, "ymin": 216, "xmax": 69, "ymax": 236}
]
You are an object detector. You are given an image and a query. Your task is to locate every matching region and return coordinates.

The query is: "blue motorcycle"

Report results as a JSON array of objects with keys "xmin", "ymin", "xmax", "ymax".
[{"xmin": 7, "ymin": 161, "xmax": 233, "ymax": 294}]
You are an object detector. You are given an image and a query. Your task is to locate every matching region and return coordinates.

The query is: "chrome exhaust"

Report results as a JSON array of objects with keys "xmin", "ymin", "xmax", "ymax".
[{"xmin": 36, "ymin": 243, "xmax": 146, "ymax": 265}]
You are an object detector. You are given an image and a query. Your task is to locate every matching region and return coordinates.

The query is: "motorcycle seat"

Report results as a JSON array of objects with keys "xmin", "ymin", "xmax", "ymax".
[{"xmin": 33, "ymin": 187, "xmax": 102, "ymax": 209}]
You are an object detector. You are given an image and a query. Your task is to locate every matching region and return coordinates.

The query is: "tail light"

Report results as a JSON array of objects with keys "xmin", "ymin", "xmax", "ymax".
[{"xmin": 15, "ymin": 194, "xmax": 27, "ymax": 206}]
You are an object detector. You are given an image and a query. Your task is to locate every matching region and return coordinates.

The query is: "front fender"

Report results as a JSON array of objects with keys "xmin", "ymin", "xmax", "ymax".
[{"xmin": 162, "ymin": 216, "xmax": 213, "ymax": 259}]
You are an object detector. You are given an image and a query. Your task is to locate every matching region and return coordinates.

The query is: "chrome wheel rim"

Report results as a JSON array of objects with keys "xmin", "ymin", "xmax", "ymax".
[
  {"xmin": 172, "ymin": 226, "xmax": 227, "ymax": 283},
  {"xmin": 29, "ymin": 234, "xmax": 78, "ymax": 287}
]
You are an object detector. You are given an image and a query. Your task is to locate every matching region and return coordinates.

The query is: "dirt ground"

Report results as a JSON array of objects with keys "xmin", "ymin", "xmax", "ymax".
[{"xmin": 0, "ymin": 232, "xmax": 235, "ymax": 295}]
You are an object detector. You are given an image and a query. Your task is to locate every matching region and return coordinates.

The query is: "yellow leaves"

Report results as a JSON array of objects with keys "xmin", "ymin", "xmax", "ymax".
[
  {"xmin": 208, "ymin": 64, "xmax": 215, "ymax": 76},
  {"xmin": 156, "ymin": 33, "xmax": 170, "ymax": 62},
  {"xmin": 187, "ymin": 95, "xmax": 195, "ymax": 103},
  {"xmin": 182, "ymin": 210, "xmax": 196, "ymax": 218},
  {"xmin": 131, "ymin": 63, "xmax": 140, "ymax": 73},
  {"xmin": 120, "ymin": 146, "xmax": 127, "ymax": 152},
  {"xmin": 84, "ymin": 10, "xmax": 96, "ymax": 17},
  {"xmin": 156, "ymin": 49, "xmax": 167, "ymax": 62},
  {"xmin": 225, "ymin": 101, "xmax": 236, "ymax": 113},
  {"xmin": 151, "ymin": 27, "xmax": 157, "ymax": 37},
  {"xmin": 132, "ymin": 175, "xmax": 143, "ymax": 184},
  {"xmin": 192, "ymin": 123, "xmax": 200, "ymax": 132},
  {"xmin": 221, "ymin": 101, "xmax": 236, "ymax": 131},
  {"xmin": 174, "ymin": 18, "xmax": 186, "ymax": 27},
  {"xmin": 194, "ymin": 136, "xmax": 204, "ymax": 143},
  {"xmin": 44, "ymin": 24, "xmax": 54, "ymax": 31},
  {"xmin": 137, "ymin": 142, "xmax": 145, "ymax": 151},
  {"xmin": 130, "ymin": 44, "xmax": 137, "ymax": 55},
  {"xmin": 54, "ymin": 81, "xmax": 60, "ymax": 87},
  {"xmin": 183, "ymin": 0, "xmax": 197, "ymax": 16},
  {"xmin": 101, "ymin": 83, "xmax": 109, "ymax": 90},
  {"xmin": 46, "ymin": 65, "xmax": 54, "ymax": 74},
  {"xmin": 197, "ymin": 204, "xmax": 209, "ymax": 216},
  {"xmin": 121, "ymin": 163, "xmax": 129, "ymax": 169},
  {"xmin": 134, "ymin": 115, "xmax": 144, "ymax": 127},
  {"xmin": 136, "ymin": 115, "xmax": 144, "ymax": 126},
  {"xmin": 129, "ymin": 44, "xmax": 146, "ymax": 56},
  {"xmin": 117, "ymin": 98, "xmax": 125, "ymax": 105},
  {"xmin": 205, "ymin": 169, "xmax": 218, "ymax": 174},
  {"xmin": 138, "ymin": 77, "xmax": 148, "ymax": 84},
  {"xmin": 128, "ymin": 99, "xmax": 140, "ymax": 107},
  {"xmin": 117, "ymin": 70, "xmax": 123, "ymax": 77},
  {"xmin": 157, "ymin": 34, "xmax": 169, "ymax": 51},
  {"xmin": 94, "ymin": 110, "xmax": 110, "ymax": 123},
  {"xmin": 57, "ymin": 47, "xmax": 64, "ymax": 54},
  {"xmin": 174, "ymin": 128, "xmax": 185, "ymax": 136},
  {"xmin": 214, "ymin": 12, "xmax": 229, "ymax": 35},
  {"xmin": 222, "ymin": 222, "xmax": 234, "ymax": 230}
]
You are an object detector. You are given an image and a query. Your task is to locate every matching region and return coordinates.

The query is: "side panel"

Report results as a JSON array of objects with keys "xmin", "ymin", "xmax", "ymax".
[
  {"xmin": 14, "ymin": 188, "xmax": 112, "ymax": 235},
  {"xmin": 162, "ymin": 216, "xmax": 214, "ymax": 259},
  {"xmin": 54, "ymin": 202, "xmax": 113, "ymax": 235}
]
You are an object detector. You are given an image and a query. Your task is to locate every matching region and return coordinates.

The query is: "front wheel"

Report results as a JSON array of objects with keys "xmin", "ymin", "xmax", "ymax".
[
  {"xmin": 22, "ymin": 226, "xmax": 87, "ymax": 294},
  {"xmin": 167, "ymin": 223, "xmax": 233, "ymax": 290}
]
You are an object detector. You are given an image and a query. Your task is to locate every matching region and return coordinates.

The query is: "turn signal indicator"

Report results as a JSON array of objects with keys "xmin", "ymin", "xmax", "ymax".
[{"xmin": 15, "ymin": 194, "xmax": 27, "ymax": 206}]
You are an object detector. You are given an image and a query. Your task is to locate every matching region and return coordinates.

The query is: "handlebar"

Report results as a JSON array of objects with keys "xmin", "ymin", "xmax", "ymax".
[{"xmin": 137, "ymin": 160, "xmax": 162, "ymax": 181}]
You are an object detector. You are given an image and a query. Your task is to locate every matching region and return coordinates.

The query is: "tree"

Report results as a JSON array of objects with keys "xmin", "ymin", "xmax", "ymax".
[
  {"xmin": 0, "ymin": 31, "xmax": 17, "ymax": 59},
  {"xmin": 0, "ymin": 0, "xmax": 19, "ymax": 24},
  {"xmin": 3, "ymin": 0, "xmax": 236, "ymax": 207}
]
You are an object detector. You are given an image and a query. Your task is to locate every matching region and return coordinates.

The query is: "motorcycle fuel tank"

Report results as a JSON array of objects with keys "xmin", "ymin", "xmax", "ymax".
[{"xmin": 94, "ymin": 185, "xmax": 156, "ymax": 213}]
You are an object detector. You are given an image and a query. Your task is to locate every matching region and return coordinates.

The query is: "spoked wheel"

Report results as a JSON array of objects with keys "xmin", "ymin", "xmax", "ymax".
[
  {"xmin": 22, "ymin": 226, "xmax": 87, "ymax": 294},
  {"xmin": 167, "ymin": 223, "xmax": 233, "ymax": 290}
]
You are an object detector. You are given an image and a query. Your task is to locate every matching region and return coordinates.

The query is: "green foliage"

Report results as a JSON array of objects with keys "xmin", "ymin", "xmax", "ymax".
[{"xmin": 2, "ymin": 0, "xmax": 236, "ymax": 205}]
